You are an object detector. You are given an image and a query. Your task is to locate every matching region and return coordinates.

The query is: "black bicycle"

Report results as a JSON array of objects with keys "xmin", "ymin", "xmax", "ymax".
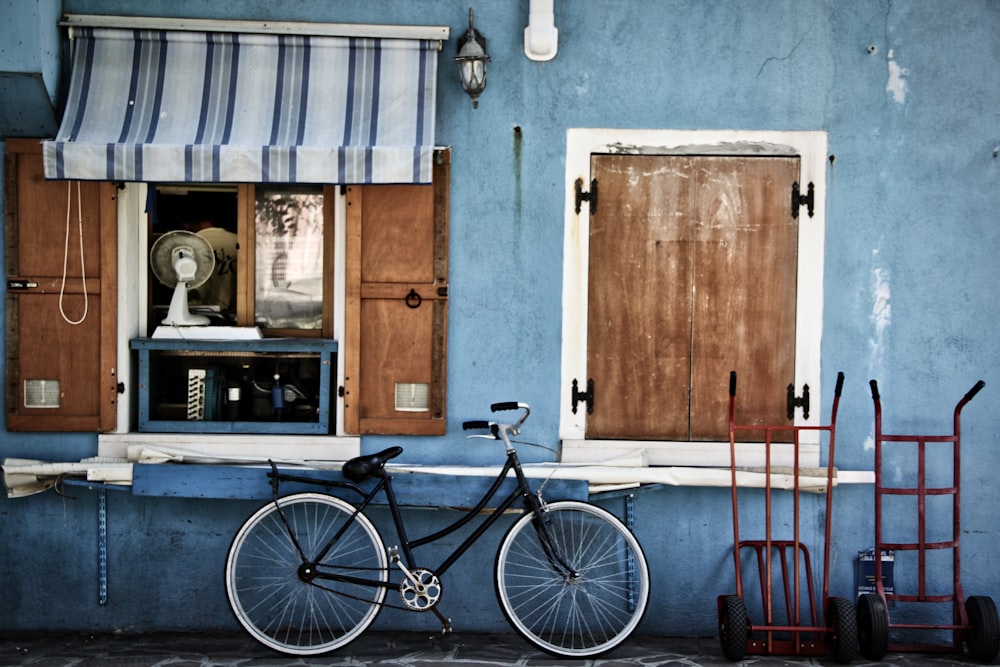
[{"xmin": 225, "ymin": 401, "xmax": 650, "ymax": 657}]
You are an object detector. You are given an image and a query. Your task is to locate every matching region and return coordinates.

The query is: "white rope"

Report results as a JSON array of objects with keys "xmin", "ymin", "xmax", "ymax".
[{"xmin": 59, "ymin": 180, "xmax": 89, "ymax": 325}]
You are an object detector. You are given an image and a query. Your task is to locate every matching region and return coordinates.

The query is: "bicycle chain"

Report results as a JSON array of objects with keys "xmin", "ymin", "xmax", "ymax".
[{"xmin": 305, "ymin": 566, "xmax": 430, "ymax": 613}]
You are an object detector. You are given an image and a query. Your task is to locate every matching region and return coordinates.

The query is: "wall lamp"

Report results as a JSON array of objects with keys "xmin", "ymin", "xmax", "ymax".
[{"xmin": 454, "ymin": 8, "xmax": 490, "ymax": 108}]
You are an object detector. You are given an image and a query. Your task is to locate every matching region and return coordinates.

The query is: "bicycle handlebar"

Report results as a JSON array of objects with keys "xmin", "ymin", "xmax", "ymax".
[{"xmin": 462, "ymin": 402, "xmax": 531, "ymax": 441}]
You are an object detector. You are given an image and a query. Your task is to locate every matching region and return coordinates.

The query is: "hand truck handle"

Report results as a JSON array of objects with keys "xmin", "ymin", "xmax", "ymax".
[
  {"xmin": 869, "ymin": 379, "xmax": 880, "ymax": 401},
  {"xmin": 834, "ymin": 371, "xmax": 845, "ymax": 397},
  {"xmin": 729, "ymin": 370, "xmax": 737, "ymax": 397},
  {"xmin": 964, "ymin": 380, "xmax": 985, "ymax": 403}
]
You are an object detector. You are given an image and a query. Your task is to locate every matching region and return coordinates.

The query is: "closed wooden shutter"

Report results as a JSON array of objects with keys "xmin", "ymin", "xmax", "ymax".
[
  {"xmin": 343, "ymin": 149, "xmax": 449, "ymax": 435},
  {"xmin": 586, "ymin": 154, "xmax": 798, "ymax": 441},
  {"xmin": 5, "ymin": 139, "xmax": 118, "ymax": 432}
]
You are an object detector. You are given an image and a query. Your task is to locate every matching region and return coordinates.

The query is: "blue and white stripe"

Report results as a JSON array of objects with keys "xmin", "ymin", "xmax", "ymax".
[{"xmin": 44, "ymin": 27, "xmax": 438, "ymax": 184}]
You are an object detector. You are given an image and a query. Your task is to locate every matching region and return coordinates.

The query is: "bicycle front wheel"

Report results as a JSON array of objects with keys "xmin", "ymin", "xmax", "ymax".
[
  {"xmin": 495, "ymin": 500, "xmax": 650, "ymax": 657},
  {"xmin": 225, "ymin": 493, "xmax": 388, "ymax": 655}
]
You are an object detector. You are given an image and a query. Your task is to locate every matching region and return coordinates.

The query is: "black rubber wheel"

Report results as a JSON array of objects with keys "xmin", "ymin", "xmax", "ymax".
[
  {"xmin": 856, "ymin": 592, "xmax": 890, "ymax": 660},
  {"xmin": 965, "ymin": 595, "xmax": 1000, "ymax": 663},
  {"xmin": 718, "ymin": 595, "xmax": 749, "ymax": 661},
  {"xmin": 826, "ymin": 596, "xmax": 859, "ymax": 664}
]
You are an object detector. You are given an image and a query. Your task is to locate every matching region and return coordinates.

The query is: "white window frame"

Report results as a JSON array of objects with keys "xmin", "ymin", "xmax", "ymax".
[
  {"xmin": 560, "ymin": 129, "xmax": 828, "ymax": 468},
  {"xmin": 98, "ymin": 182, "xmax": 360, "ymax": 461}
]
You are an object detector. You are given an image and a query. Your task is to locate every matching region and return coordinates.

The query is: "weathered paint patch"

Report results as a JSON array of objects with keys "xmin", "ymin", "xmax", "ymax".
[
  {"xmin": 868, "ymin": 251, "xmax": 891, "ymax": 393},
  {"xmin": 886, "ymin": 49, "xmax": 908, "ymax": 104}
]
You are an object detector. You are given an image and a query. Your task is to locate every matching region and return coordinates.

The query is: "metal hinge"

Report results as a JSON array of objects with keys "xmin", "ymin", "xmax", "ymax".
[
  {"xmin": 575, "ymin": 178, "xmax": 598, "ymax": 215},
  {"xmin": 791, "ymin": 181, "xmax": 814, "ymax": 219},
  {"xmin": 787, "ymin": 382, "xmax": 810, "ymax": 420},
  {"xmin": 571, "ymin": 378, "xmax": 594, "ymax": 415}
]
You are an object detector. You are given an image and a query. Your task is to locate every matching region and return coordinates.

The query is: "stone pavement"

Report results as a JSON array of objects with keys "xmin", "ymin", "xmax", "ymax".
[{"xmin": 0, "ymin": 631, "xmax": 994, "ymax": 667}]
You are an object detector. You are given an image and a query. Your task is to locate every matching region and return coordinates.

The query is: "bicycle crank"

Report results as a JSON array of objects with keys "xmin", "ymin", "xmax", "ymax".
[{"xmin": 388, "ymin": 546, "xmax": 443, "ymax": 612}]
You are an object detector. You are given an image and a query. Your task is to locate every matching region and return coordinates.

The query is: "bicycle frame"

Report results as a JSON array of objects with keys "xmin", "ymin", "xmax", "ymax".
[{"xmin": 266, "ymin": 445, "xmax": 550, "ymax": 592}]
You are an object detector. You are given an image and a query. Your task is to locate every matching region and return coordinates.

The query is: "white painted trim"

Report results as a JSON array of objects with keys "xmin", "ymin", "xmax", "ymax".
[
  {"xmin": 61, "ymin": 14, "xmax": 450, "ymax": 42},
  {"xmin": 115, "ymin": 183, "xmax": 146, "ymax": 433},
  {"xmin": 560, "ymin": 129, "xmax": 828, "ymax": 467},
  {"xmin": 332, "ymin": 190, "xmax": 348, "ymax": 436}
]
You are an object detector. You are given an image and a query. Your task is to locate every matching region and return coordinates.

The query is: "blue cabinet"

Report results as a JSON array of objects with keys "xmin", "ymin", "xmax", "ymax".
[{"xmin": 131, "ymin": 338, "xmax": 337, "ymax": 434}]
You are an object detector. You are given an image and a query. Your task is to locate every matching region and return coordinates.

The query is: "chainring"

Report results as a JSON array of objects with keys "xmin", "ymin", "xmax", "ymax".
[{"xmin": 399, "ymin": 568, "xmax": 442, "ymax": 611}]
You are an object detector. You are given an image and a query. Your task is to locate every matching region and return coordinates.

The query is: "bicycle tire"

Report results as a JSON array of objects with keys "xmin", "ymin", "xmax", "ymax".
[
  {"xmin": 225, "ymin": 493, "xmax": 388, "ymax": 655},
  {"xmin": 494, "ymin": 500, "xmax": 649, "ymax": 657}
]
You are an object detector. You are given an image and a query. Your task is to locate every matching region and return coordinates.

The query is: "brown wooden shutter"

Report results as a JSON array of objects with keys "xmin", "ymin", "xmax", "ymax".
[
  {"xmin": 4, "ymin": 139, "xmax": 118, "ymax": 432},
  {"xmin": 586, "ymin": 154, "xmax": 798, "ymax": 441},
  {"xmin": 343, "ymin": 149, "xmax": 449, "ymax": 435}
]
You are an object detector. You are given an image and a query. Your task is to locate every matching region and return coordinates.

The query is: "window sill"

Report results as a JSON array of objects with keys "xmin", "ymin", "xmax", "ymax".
[
  {"xmin": 560, "ymin": 439, "xmax": 820, "ymax": 469},
  {"xmin": 98, "ymin": 433, "xmax": 360, "ymax": 463}
]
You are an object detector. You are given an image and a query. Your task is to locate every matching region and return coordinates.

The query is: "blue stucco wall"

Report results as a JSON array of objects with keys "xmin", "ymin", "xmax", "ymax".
[{"xmin": 1, "ymin": 0, "xmax": 999, "ymax": 640}]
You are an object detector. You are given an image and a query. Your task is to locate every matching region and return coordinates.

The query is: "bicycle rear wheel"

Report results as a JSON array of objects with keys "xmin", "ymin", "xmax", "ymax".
[
  {"xmin": 226, "ymin": 493, "xmax": 387, "ymax": 655},
  {"xmin": 494, "ymin": 500, "xmax": 649, "ymax": 657}
]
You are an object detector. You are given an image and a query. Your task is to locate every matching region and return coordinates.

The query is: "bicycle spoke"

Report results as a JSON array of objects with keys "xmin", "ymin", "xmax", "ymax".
[
  {"xmin": 226, "ymin": 494, "xmax": 387, "ymax": 656},
  {"xmin": 495, "ymin": 501, "xmax": 649, "ymax": 658}
]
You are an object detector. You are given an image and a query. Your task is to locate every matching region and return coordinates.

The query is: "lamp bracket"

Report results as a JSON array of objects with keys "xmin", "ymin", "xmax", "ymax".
[{"xmin": 575, "ymin": 177, "xmax": 598, "ymax": 215}]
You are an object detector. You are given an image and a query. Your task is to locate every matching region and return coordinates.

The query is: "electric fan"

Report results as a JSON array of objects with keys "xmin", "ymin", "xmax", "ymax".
[{"xmin": 150, "ymin": 230, "xmax": 216, "ymax": 327}]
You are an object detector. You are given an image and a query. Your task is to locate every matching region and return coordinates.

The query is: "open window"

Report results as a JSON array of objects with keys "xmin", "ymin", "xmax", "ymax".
[
  {"xmin": 148, "ymin": 185, "xmax": 334, "ymax": 336},
  {"xmin": 23, "ymin": 17, "xmax": 451, "ymax": 445}
]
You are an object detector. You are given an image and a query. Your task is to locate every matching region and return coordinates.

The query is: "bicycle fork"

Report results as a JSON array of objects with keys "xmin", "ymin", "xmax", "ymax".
[
  {"xmin": 527, "ymin": 493, "xmax": 580, "ymax": 582},
  {"xmin": 388, "ymin": 546, "xmax": 453, "ymax": 634}
]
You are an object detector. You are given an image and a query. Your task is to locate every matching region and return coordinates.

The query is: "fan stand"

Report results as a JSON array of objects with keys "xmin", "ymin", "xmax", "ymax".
[{"xmin": 161, "ymin": 280, "xmax": 211, "ymax": 326}]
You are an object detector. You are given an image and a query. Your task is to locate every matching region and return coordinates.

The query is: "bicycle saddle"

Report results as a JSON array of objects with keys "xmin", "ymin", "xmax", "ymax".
[{"xmin": 341, "ymin": 446, "xmax": 403, "ymax": 482}]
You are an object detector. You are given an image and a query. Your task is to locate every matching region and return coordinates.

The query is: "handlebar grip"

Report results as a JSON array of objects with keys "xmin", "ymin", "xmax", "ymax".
[
  {"xmin": 729, "ymin": 371, "xmax": 737, "ymax": 397},
  {"xmin": 462, "ymin": 420, "xmax": 491, "ymax": 430},
  {"xmin": 870, "ymin": 379, "xmax": 880, "ymax": 401},
  {"xmin": 965, "ymin": 380, "xmax": 985, "ymax": 402},
  {"xmin": 491, "ymin": 401, "xmax": 520, "ymax": 412},
  {"xmin": 835, "ymin": 371, "xmax": 845, "ymax": 397}
]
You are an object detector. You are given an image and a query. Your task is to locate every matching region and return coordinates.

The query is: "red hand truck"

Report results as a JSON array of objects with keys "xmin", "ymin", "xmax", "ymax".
[
  {"xmin": 717, "ymin": 371, "xmax": 857, "ymax": 663},
  {"xmin": 857, "ymin": 379, "xmax": 999, "ymax": 662}
]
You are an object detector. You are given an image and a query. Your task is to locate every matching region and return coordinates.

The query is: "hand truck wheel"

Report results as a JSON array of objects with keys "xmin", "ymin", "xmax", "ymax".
[
  {"xmin": 826, "ymin": 596, "xmax": 859, "ymax": 664},
  {"xmin": 965, "ymin": 595, "xmax": 1000, "ymax": 663},
  {"xmin": 718, "ymin": 595, "xmax": 749, "ymax": 661},
  {"xmin": 856, "ymin": 593, "xmax": 889, "ymax": 660}
]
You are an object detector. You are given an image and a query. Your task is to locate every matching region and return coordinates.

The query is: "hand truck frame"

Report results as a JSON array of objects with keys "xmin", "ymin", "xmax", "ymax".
[
  {"xmin": 717, "ymin": 371, "xmax": 857, "ymax": 663},
  {"xmin": 857, "ymin": 379, "xmax": 999, "ymax": 662}
]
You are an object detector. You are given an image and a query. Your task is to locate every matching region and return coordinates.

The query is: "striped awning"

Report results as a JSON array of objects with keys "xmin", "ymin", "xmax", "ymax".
[{"xmin": 43, "ymin": 26, "xmax": 440, "ymax": 184}]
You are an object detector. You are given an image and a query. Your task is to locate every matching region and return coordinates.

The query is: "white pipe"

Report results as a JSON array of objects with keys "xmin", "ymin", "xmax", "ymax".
[{"xmin": 524, "ymin": 0, "xmax": 557, "ymax": 61}]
